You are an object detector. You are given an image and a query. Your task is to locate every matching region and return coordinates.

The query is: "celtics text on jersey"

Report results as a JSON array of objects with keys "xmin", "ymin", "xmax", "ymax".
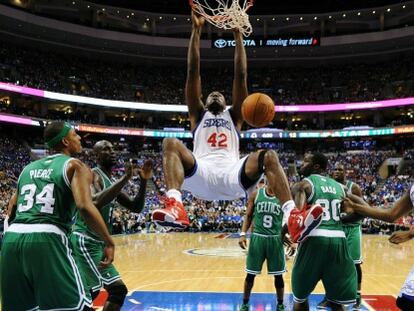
[{"xmin": 253, "ymin": 187, "xmax": 284, "ymax": 236}]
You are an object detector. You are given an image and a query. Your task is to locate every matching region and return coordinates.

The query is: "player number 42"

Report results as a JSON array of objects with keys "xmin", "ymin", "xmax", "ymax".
[{"xmin": 207, "ymin": 133, "xmax": 228, "ymax": 148}]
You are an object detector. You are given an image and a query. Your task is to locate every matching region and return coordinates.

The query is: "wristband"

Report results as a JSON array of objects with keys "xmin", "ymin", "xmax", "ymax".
[{"xmin": 240, "ymin": 232, "xmax": 246, "ymax": 236}]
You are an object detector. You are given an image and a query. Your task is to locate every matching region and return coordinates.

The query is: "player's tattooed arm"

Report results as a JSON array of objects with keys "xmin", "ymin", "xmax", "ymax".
[
  {"xmin": 291, "ymin": 180, "xmax": 312, "ymax": 211},
  {"xmin": 239, "ymin": 190, "xmax": 256, "ymax": 249},
  {"xmin": 92, "ymin": 164, "xmax": 132, "ymax": 209},
  {"xmin": 186, "ymin": 11, "xmax": 205, "ymax": 130},
  {"xmin": 117, "ymin": 159, "xmax": 154, "ymax": 213},
  {"xmin": 343, "ymin": 191, "xmax": 413, "ymax": 223},
  {"xmin": 231, "ymin": 29, "xmax": 248, "ymax": 130}
]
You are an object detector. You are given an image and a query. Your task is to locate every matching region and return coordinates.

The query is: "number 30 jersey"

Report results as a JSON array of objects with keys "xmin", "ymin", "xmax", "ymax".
[
  {"xmin": 193, "ymin": 109, "xmax": 240, "ymax": 163},
  {"xmin": 13, "ymin": 154, "xmax": 76, "ymax": 233},
  {"xmin": 253, "ymin": 187, "xmax": 283, "ymax": 236},
  {"xmin": 304, "ymin": 174, "xmax": 346, "ymax": 231}
]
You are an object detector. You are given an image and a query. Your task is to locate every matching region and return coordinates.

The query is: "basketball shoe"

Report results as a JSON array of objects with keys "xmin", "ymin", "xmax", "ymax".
[
  {"xmin": 288, "ymin": 204, "xmax": 324, "ymax": 243},
  {"xmin": 152, "ymin": 197, "xmax": 189, "ymax": 229}
]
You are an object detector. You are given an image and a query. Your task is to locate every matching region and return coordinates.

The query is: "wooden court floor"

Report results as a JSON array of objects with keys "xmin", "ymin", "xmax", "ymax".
[{"xmin": 113, "ymin": 232, "xmax": 413, "ymax": 296}]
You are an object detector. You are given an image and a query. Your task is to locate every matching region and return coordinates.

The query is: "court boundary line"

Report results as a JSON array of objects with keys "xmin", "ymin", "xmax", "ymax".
[{"xmin": 127, "ymin": 289, "xmax": 399, "ymax": 296}]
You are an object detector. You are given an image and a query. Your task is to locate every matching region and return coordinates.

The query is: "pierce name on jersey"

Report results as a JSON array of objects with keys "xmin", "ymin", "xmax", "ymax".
[{"xmin": 29, "ymin": 169, "xmax": 54, "ymax": 179}]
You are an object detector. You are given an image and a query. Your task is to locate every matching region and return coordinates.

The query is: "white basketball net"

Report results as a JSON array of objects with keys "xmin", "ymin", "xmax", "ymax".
[{"xmin": 191, "ymin": 0, "xmax": 253, "ymax": 37}]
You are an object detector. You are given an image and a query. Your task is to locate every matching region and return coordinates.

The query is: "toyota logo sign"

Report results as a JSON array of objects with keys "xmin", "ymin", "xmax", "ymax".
[{"xmin": 214, "ymin": 39, "xmax": 227, "ymax": 48}]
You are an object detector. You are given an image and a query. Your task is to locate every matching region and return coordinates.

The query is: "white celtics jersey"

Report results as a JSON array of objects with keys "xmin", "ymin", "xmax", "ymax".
[{"xmin": 193, "ymin": 109, "xmax": 240, "ymax": 163}]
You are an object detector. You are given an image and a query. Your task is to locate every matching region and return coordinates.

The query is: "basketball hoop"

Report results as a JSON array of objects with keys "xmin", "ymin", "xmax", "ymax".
[{"xmin": 189, "ymin": 0, "xmax": 254, "ymax": 37}]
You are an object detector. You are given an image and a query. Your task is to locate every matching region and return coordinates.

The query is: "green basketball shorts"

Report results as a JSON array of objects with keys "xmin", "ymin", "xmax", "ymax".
[
  {"xmin": 1, "ymin": 223, "xmax": 92, "ymax": 311},
  {"xmin": 70, "ymin": 231, "xmax": 121, "ymax": 293},
  {"xmin": 343, "ymin": 225, "xmax": 363, "ymax": 264},
  {"xmin": 292, "ymin": 233, "xmax": 357, "ymax": 305},
  {"xmin": 246, "ymin": 233, "xmax": 286, "ymax": 275}
]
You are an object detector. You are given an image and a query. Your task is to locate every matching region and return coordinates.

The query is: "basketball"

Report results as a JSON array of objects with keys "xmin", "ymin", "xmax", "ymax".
[{"xmin": 242, "ymin": 93, "xmax": 275, "ymax": 128}]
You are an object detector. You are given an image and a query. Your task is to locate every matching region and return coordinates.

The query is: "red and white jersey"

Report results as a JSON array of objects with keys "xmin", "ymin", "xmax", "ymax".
[{"xmin": 192, "ymin": 109, "xmax": 240, "ymax": 164}]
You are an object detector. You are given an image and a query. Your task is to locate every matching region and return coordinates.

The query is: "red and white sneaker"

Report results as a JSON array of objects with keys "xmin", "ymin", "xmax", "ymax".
[
  {"xmin": 288, "ymin": 204, "xmax": 324, "ymax": 243},
  {"xmin": 152, "ymin": 197, "xmax": 190, "ymax": 229}
]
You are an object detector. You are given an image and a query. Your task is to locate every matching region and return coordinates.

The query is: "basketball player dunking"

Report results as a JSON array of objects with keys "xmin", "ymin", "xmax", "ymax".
[{"xmin": 152, "ymin": 12, "xmax": 322, "ymax": 240}]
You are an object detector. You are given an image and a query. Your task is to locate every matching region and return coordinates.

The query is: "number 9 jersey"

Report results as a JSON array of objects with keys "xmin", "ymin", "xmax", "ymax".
[
  {"xmin": 245, "ymin": 187, "xmax": 286, "ymax": 276},
  {"xmin": 13, "ymin": 153, "xmax": 77, "ymax": 233},
  {"xmin": 253, "ymin": 187, "xmax": 283, "ymax": 236}
]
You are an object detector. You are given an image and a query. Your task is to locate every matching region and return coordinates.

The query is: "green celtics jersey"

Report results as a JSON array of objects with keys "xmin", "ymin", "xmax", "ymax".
[
  {"xmin": 14, "ymin": 154, "xmax": 76, "ymax": 232},
  {"xmin": 73, "ymin": 167, "xmax": 114, "ymax": 239},
  {"xmin": 252, "ymin": 187, "xmax": 283, "ymax": 235},
  {"xmin": 305, "ymin": 174, "xmax": 346, "ymax": 231},
  {"xmin": 344, "ymin": 180, "xmax": 363, "ymax": 227}
]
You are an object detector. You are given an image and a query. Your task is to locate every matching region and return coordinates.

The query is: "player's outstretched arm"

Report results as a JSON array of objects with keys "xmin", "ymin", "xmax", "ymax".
[
  {"xmin": 239, "ymin": 191, "xmax": 256, "ymax": 249},
  {"xmin": 291, "ymin": 180, "xmax": 312, "ymax": 211},
  {"xmin": 92, "ymin": 163, "xmax": 132, "ymax": 209},
  {"xmin": 69, "ymin": 159, "xmax": 115, "ymax": 267},
  {"xmin": 389, "ymin": 227, "xmax": 414, "ymax": 244},
  {"xmin": 231, "ymin": 29, "xmax": 248, "ymax": 130},
  {"xmin": 343, "ymin": 191, "xmax": 413, "ymax": 223},
  {"xmin": 117, "ymin": 159, "xmax": 153, "ymax": 213},
  {"xmin": 186, "ymin": 11, "xmax": 205, "ymax": 130}
]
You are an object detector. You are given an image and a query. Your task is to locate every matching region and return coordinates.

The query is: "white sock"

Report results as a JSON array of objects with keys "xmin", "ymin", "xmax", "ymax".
[
  {"xmin": 4, "ymin": 215, "xmax": 9, "ymax": 231},
  {"xmin": 166, "ymin": 189, "xmax": 182, "ymax": 203},
  {"xmin": 282, "ymin": 200, "xmax": 295, "ymax": 218}
]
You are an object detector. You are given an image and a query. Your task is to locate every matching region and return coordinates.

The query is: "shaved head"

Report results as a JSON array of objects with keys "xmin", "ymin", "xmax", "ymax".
[
  {"xmin": 93, "ymin": 140, "xmax": 116, "ymax": 168},
  {"xmin": 93, "ymin": 140, "xmax": 111, "ymax": 153}
]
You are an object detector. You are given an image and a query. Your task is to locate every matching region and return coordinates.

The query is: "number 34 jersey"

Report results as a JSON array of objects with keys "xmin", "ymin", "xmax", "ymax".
[
  {"xmin": 253, "ymin": 187, "xmax": 284, "ymax": 236},
  {"xmin": 13, "ymin": 154, "xmax": 76, "ymax": 233},
  {"xmin": 192, "ymin": 109, "xmax": 240, "ymax": 164},
  {"xmin": 304, "ymin": 174, "xmax": 347, "ymax": 231}
]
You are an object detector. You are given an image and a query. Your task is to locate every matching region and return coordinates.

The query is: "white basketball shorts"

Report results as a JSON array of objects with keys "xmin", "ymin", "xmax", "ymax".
[{"xmin": 182, "ymin": 155, "xmax": 261, "ymax": 201}]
